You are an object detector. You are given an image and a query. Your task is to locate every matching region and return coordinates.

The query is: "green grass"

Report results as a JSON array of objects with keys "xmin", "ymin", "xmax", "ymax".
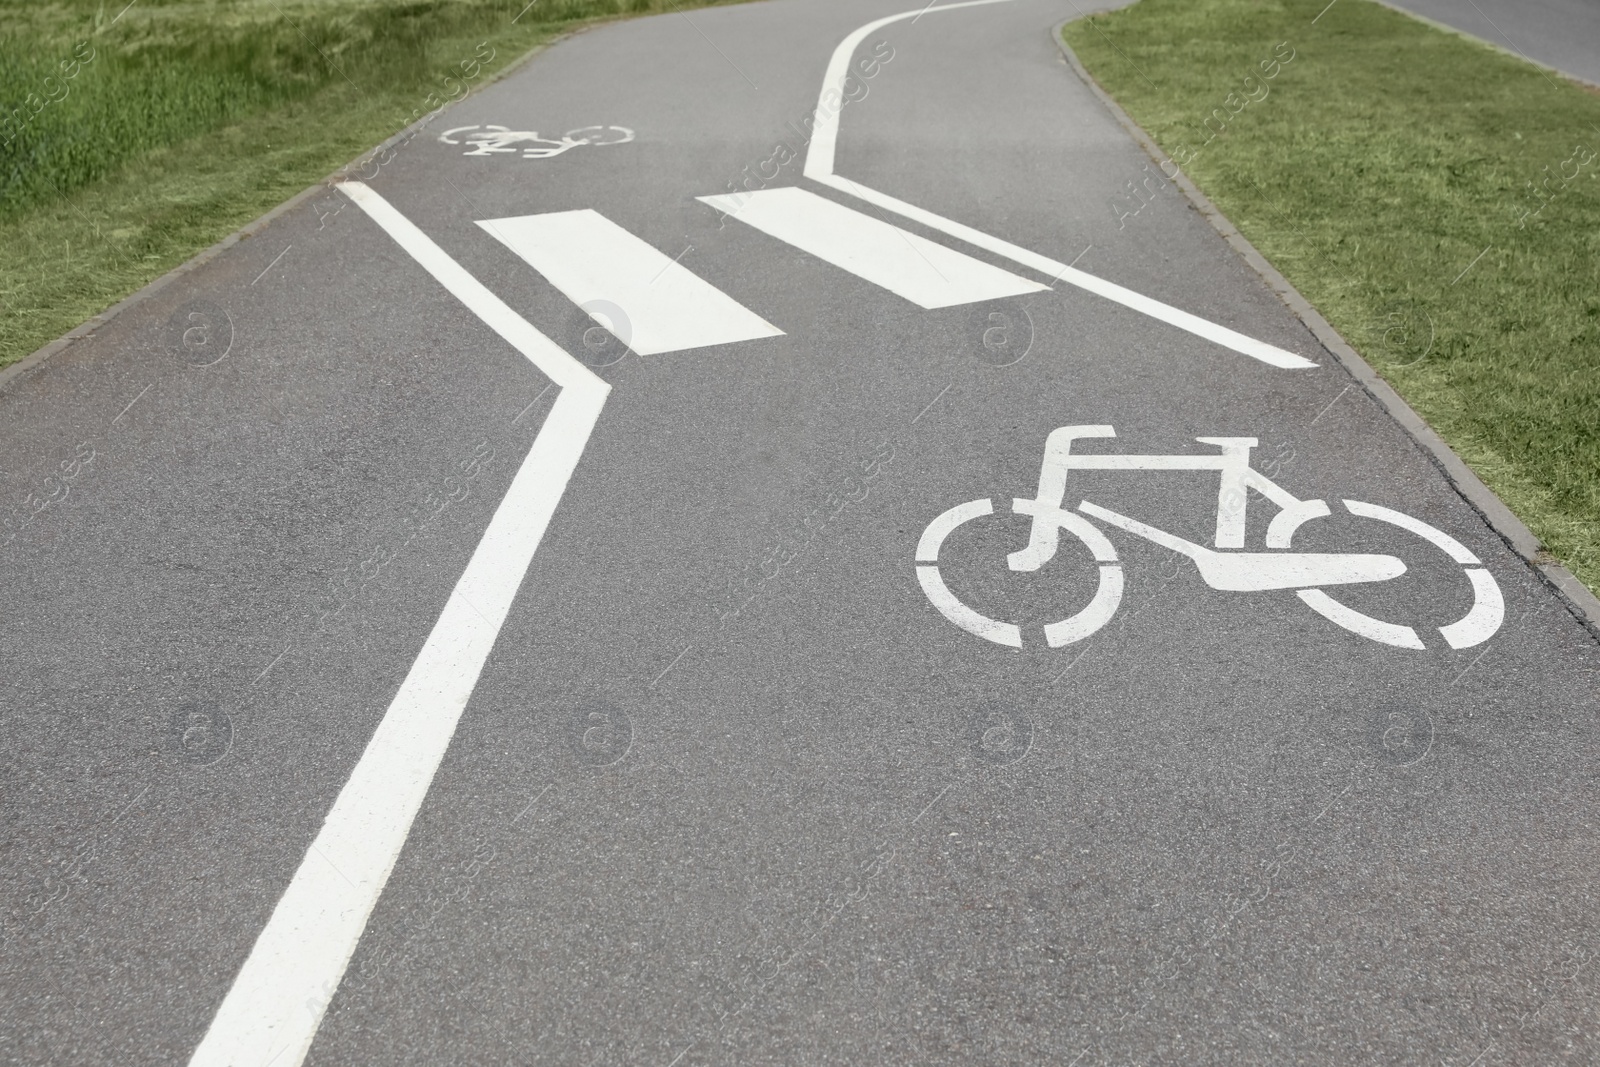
[
  {"xmin": 1065, "ymin": 0, "xmax": 1600, "ymax": 596},
  {"xmin": 0, "ymin": 0, "xmax": 742, "ymax": 368}
]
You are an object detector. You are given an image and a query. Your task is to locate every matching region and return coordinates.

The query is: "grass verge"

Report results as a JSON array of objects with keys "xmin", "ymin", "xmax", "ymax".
[
  {"xmin": 1064, "ymin": 0, "xmax": 1600, "ymax": 597},
  {"xmin": 0, "ymin": 0, "xmax": 742, "ymax": 370}
]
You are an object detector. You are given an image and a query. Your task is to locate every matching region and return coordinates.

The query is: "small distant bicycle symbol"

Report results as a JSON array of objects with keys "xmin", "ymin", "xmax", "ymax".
[
  {"xmin": 916, "ymin": 425, "xmax": 1504, "ymax": 651},
  {"xmin": 438, "ymin": 124, "xmax": 635, "ymax": 159}
]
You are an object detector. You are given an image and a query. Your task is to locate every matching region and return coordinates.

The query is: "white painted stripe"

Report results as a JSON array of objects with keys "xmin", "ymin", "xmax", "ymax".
[
  {"xmin": 803, "ymin": 0, "xmax": 1023, "ymax": 183},
  {"xmin": 801, "ymin": 2, "xmax": 1318, "ymax": 370},
  {"xmin": 343, "ymin": 186, "xmax": 600, "ymax": 391},
  {"xmin": 819, "ymin": 173, "xmax": 1317, "ymax": 369},
  {"xmin": 188, "ymin": 182, "xmax": 609, "ymax": 1067},
  {"xmin": 478, "ymin": 210, "xmax": 782, "ymax": 355},
  {"xmin": 699, "ymin": 187, "xmax": 1046, "ymax": 309}
]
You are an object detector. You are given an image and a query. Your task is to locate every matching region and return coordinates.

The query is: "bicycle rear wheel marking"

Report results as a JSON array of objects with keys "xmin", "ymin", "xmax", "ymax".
[{"xmin": 917, "ymin": 497, "xmax": 1123, "ymax": 649}]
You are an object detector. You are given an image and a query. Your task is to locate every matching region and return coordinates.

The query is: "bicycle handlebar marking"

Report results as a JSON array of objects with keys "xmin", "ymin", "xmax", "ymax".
[{"xmin": 917, "ymin": 425, "xmax": 1505, "ymax": 652}]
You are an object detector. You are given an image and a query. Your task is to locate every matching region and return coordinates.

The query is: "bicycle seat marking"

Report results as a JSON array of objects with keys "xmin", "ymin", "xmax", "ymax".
[
  {"xmin": 916, "ymin": 425, "xmax": 1504, "ymax": 651},
  {"xmin": 438, "ymin": 124, "xmax": 636, "ymax": 159}
]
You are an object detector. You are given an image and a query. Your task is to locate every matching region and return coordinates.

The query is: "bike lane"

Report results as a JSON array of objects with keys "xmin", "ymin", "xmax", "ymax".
[
  {"xmin": 298, "ymin": 2, "xmax": 1600, "ymax": 1065},
  {"xmin": 1, "ymin": 1, "xmax": 1597, "ymax": 1064}
]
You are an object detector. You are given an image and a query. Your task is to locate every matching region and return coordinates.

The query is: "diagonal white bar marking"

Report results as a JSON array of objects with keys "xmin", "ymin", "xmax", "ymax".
[
  {"xmin": 188, "ymin": 182, "xmax": 609, "ymax": 1067},
  {"xmin": 479, "ymin": 209, "xmax": 782, "ymax": 355},
  {"xmin": 699, "ymin": 187, "xmax": 1046, "ymax": 309},
  {"xmin": 798, "ymin": 0, "xmax": 1318, "ymax": 369}
]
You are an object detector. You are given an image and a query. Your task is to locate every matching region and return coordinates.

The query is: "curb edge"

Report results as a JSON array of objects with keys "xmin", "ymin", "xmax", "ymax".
[{"xmin": 1051, "ymin": 17, "xmax": 1600, "ymax": 642}]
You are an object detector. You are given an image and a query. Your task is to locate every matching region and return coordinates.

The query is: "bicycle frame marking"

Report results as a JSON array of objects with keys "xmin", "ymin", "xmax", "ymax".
[{"xmin": 918, "ymin": 425, "xmax": 1505, "ymax": 651}]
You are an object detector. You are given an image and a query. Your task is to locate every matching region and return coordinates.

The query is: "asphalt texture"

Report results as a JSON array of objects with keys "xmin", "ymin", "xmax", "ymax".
[
  {"xmin": 3, "ymin": 1, "xmax": 1599, "ymax": 1064},
  {"xmin": 1383, "ymin": 0, "xmax": 1600, "ymax": 86}
]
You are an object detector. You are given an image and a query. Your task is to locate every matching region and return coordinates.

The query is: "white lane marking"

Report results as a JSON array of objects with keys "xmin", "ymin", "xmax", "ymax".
[
  {"xmin": 479, "ymin": 209, "xmax": 782, "ymax": 355},
  {"xmin": 698, "ymin": 187, "xmax": 1046, "ymax": 309},
  {"xmin": 188, "ymin": 182, "xmax": 609, "ymax": 1067},
  {"xmin": 821, "ymin": 173, "xmax": 1317, "ymax": 369},
  {"xmin": 803, "ymin": 0, "xmax": 1020, "ymax": 182},
  {"xmin": 1298, "ymin": 588, "xmax": 1425, "ymax": 649},
  {"xmin": 802, "ymin": 2, "xmax": 1318, "ymax": 369}
]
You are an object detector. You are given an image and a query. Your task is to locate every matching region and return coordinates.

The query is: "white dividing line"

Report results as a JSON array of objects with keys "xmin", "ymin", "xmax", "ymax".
[
  {"xmin": 479, "ymin": 209, "xmax": 782, "ymax": 355},
  {"xmin": 801, "ymin": 1, "xmax": 1318, "ymax": 370},
  {"xmin": 188, "ymin": 182, "xmax": 609, "ymax": 1067},
  {"xmin": 700, "ymin": 187, "xmax": 1045, "ymax": 309}
]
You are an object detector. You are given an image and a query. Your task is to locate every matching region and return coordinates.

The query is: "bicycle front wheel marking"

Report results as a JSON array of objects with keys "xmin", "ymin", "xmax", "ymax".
[{"xmin": 1296, "ymin": 499, "xmax": 1505, "ymax": 651}]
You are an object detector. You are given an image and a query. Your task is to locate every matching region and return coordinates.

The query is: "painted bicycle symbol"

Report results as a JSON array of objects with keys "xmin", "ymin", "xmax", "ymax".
[
  {"xmin": 916, "ymin": 425, "xmax": 1504, "ymax": 651},
  {"xmin": 437, "ymin": 124, "xmax": 635, "ymax": 159}
]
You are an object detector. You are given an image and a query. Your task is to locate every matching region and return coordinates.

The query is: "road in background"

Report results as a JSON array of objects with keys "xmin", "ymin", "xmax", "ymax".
[
  {"xmin": 1382, "ymin": 0, "xmax": 1600, "ymax": 86},
  {"xmin": 2, "ymin": 1, "xmax": 1597, "ymax": 1065}
]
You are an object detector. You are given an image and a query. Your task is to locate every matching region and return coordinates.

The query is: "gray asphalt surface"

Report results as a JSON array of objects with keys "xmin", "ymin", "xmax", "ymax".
[
  {"xmin": 1383, "ymin": 0, "xmax": 1600, "ymax": 85},
  {"xmin": 3, "ymin": 1, "xmax": 1599, "ymax": 1064}
]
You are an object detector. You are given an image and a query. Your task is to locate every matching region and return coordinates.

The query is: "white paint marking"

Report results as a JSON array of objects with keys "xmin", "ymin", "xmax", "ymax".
[
  {"xmin": 1440, "ymin": 569, "xmax": 1504, "ymax": 649},
  {"xmin": 1077, "ymin": 501, "xmax": 1405, "ymax": 590},
  {"xmin": 1343, "ymin": 499, "xmax": 1479, "ymax": 564},
  {"xmin": 803, "ymin": 0, "xmax": 1020, "ymax": 183},
  {"xmin": 1297, "ymin": 589, "xmax": 1425, "ymax": 649},
  {"xmin": 699, "ymin": 188, "xmax": 1045, "ymax": 309},
  {"xmin": 802, "ymin": 2, "xmax": 1318, "ymax": 369},
  {"xmin": 511, "ymin": 382, "xmax": 553, "ymax": 425},
  {"xmin": 916, "ymin": 497, "xmax": 990, "ymax": 562},
  {"xmin": 479, "ymin": 210, "xmax": 782, "ymax": 355},
  {"xmin": 915, "ymin": 498, "xmax": 1025, "ymax": 648},
  {"xmin": 188, "ymin": 181, "xmax": 608, "ymax": 1067},
  {"xmin": 917, "ymin": 566, "xmax": 1022, "ymax": 647},
  {"xmin": 1042, "ymin": 564, "xmax": 1124, "ymax": 648}
]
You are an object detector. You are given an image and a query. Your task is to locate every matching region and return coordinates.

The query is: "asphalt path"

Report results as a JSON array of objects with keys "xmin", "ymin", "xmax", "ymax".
[
  {"xmin": 2, "ymin": 1, "xmax": 1598, "ymax": 1064},
  {"xmin": 1382, "ymin": 0, "xmax": 1600, "ymax": 86}
]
